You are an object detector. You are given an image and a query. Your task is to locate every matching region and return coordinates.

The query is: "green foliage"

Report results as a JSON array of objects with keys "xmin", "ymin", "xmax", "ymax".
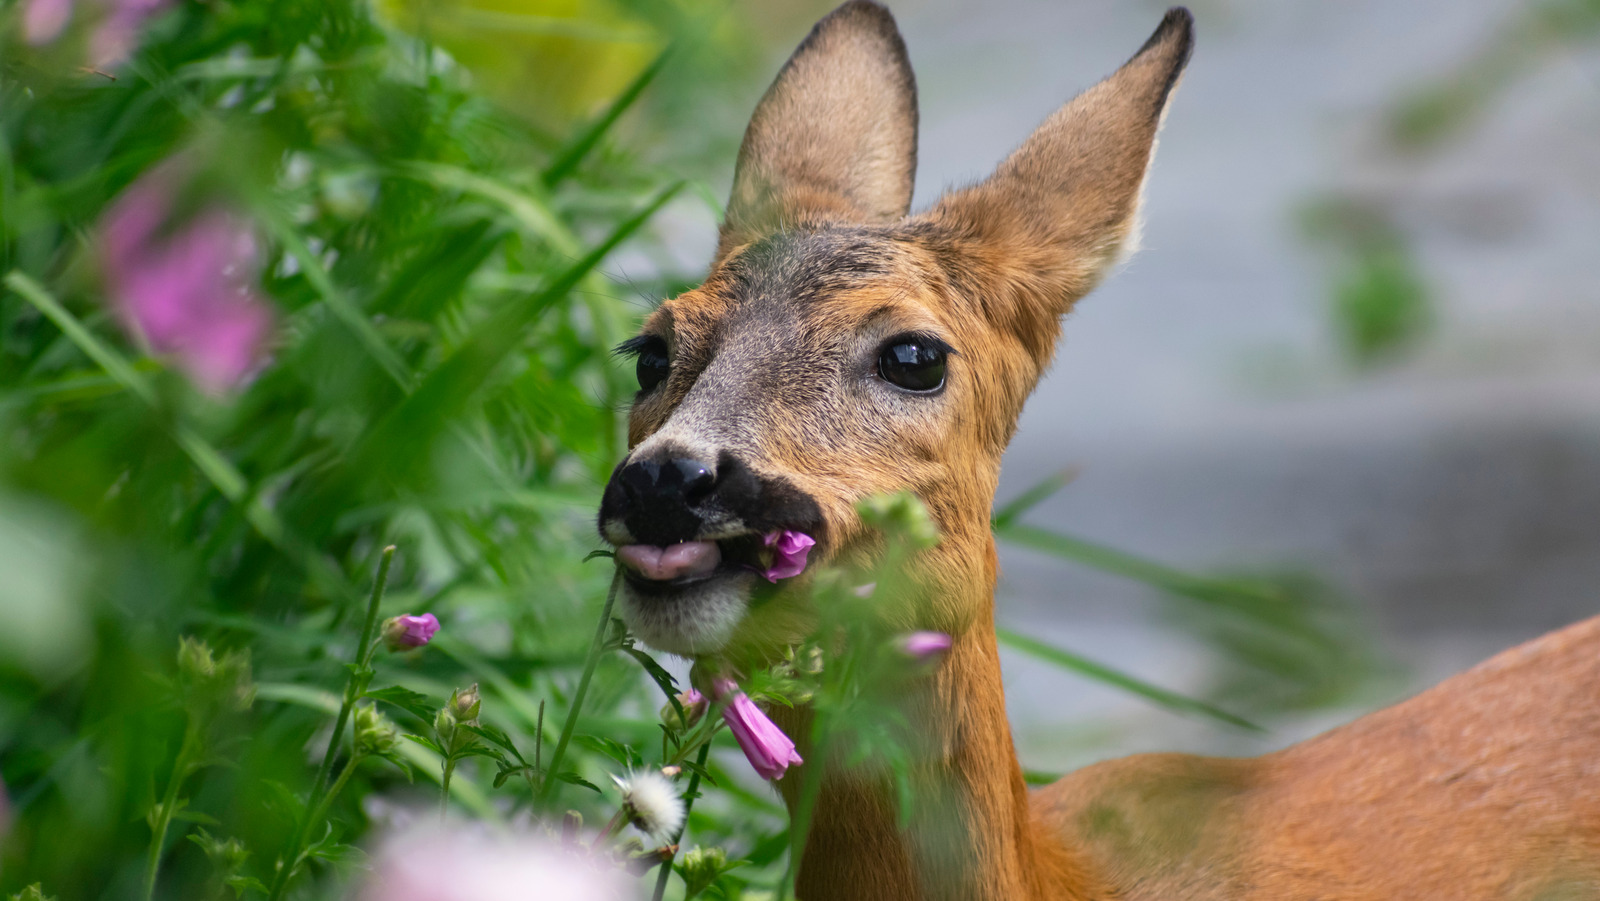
[
  {"xmin": 1, "ymin": 0, "xmax": 700, "ymax": 895},
  {"xmin": 0, "ymin": 3, "xmax": 1381, "ymax": 899},
  {"xmin": 1298, "ymin": 197, "xmax": 1433, "ymax": 367}
]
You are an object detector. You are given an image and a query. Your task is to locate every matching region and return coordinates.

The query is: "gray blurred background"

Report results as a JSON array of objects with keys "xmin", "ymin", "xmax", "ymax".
[{"xmin": 646, "ymin": 0, "xmax": 1600, "ymax": 772}]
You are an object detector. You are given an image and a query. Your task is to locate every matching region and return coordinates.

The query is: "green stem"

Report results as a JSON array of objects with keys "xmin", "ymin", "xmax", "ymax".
[
  {"xmin": 778, "ymin": 712, "xmax": 831, "ymax": 901},
  {"xmin": 440, "ymin": 756, "xmax": 456, "ymax": 821},
  {"xmin": 651, "ymin": 740, "xmax": 713, "ymax": 901},
  {"xmin": 282, "ymin": 752, "xmax": 367, "ymax": 876},
  {"xmin": 538, "ymin": 570, "xmax": 621, "ymax": 805},
  {"xmin": 143, "ymin": 719, "xmax": 200, "ymax": 901},
  {"xmin": 266, "ymin": 546, "xmax": 395, "ymax": 901}
]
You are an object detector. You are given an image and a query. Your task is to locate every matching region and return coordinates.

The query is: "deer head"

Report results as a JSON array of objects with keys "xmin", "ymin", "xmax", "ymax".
[{"xmin": 599, "ymin": 1, "xmax": 1193, "ymax": 664}]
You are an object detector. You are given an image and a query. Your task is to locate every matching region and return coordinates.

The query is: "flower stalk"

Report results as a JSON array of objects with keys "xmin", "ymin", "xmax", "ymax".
[
  {"xmin": 266, "ymin": 545, "xmax": 396, "ymax": 901},
  {"xmin": 650, "ymin": 740, "xmax": 713, "ymax": 901},
  {"xmin": 538, "ymin": 570, "xmax": 622, "ymax": 805}
]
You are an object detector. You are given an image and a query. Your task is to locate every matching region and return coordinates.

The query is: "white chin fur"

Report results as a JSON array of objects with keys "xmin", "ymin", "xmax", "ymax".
[{"xmin": 618, "ymin": 572, "xmax": 754, "ymax": 657}]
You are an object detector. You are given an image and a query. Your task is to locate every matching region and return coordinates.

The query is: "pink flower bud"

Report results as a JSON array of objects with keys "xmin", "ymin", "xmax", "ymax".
[
  {"xmin": 381, "ymin": 613, "xmax": 439, "ymax": 651},
  {"xmin": 713, "ymin": 678, "xmax": 802, "ymax": 781},
  {"xmin": 760, "ymin": 530, "xmax": 815, "ymax": 582},
  {"xmin": 897, "ymin": 631, "xmax": 952, "ymax": 661}
]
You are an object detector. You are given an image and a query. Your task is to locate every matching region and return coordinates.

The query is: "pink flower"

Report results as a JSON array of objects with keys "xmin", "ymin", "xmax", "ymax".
[
  {"xmin": 713, "ymin": 678, "xmax": 802, "ymax": 781},
  {"xmin": 897, "ymin": 631, "xmax": 952, "ymax": 661},
  {"xmin": 99, "ymin": 164, "xmax": 274, "ymax": 394},
  {"xmin": 760, "ymin": 530, "xmax": 815, "ymax": 582},
  {"xmin": 89, "ymin": 0, "xmax": 168, "ymax": 67},
  {"xmin": 381, "ymin": 614, "xmax": 440, "ymax": 651},
  {"xmin": 23, "ymin": 0, "xmax": 73, "ymax": 44},
  {"xmin": 21, "ymin": 0, "xmax": 170, "ymax": 66},
  {"xmin": 363, "ymin": 824, "xmax": 632, "ymax": 901}
]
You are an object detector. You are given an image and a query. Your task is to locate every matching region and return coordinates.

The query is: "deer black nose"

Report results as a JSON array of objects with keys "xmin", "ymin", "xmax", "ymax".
[
  {"xmin": 609, "ymin": 455, "xmax": 718, "ymax": 545},
  {"xmin": 619, "ymin": 457, "xmax": 715, "ymax": 504}
]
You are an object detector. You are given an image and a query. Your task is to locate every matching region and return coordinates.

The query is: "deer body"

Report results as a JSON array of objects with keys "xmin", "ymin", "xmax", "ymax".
[{"xmin": 597, "ymin": 3, "xmax": 1600, "ymax": 898}]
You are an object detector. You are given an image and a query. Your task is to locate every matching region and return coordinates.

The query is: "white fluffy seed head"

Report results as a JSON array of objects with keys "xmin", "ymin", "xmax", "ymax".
[{"xmin": 613, "ymin": 770, "xmax": 684, "ymax": 842}]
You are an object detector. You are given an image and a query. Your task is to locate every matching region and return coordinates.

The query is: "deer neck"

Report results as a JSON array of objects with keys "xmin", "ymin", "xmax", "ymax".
[{"xmin": 771, "ymin": 543, "xmax": 1102, "ymax": 901}]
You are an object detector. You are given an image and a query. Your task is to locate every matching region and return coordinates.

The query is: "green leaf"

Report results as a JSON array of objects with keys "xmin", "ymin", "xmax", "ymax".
[
  {"xmin": 224, "ymin": 875, "xmax": 269, "ymax": 898},
  {"xmin": 401, "ymin": 733, "xmax": 444, "ymax": 755},
  {"xmin": 461, "ymin": 723, "xmax": 527, "ymax": 764},
  {"xmin": 364, "ymin": 685, "xmax": 436, "ymax": 721},
  {"xmin": 554, "ymin": 771, "xmax": 602, "ymax": 794},
  {"xmin": 574, "ymin": 733, "xmax": 641, "ymax": 769},
  {"xmin": 995, "ymin": 627, "xmax": 1259, "ymax": 731},
  {"xmin": 621, "ymin": 646, "xmax": 682, "ymax": 722}
]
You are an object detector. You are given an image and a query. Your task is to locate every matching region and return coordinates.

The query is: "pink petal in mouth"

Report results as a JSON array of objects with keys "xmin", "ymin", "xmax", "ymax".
[
  {"xmin": 760, "ymin": 530, "xmax": 815, "ymax": 582},
  {"xmin": 617, "ymin": 541, "xmax": 721, "ymax": 582}
]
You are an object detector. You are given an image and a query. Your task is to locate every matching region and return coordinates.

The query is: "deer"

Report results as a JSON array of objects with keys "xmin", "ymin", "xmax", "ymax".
[{"xmin": 596, "ymin": 3, "xmax": 1600, "ymax": 899}]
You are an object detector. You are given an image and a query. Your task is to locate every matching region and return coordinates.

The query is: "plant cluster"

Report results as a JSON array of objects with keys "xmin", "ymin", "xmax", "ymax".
[{"xmin": 0, "ymin": 2, "xmax": 1377, "ymax": 899}]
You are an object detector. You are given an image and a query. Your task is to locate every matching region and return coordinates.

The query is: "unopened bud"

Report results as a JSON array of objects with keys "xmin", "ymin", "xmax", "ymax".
[
  {"xmin": 380, "ymin": 613, "xmax": 439, "ymax": 651},
  {"xmin": 681, "ymin": 846, "xmax": 729, "ymax": 897},
  {"xmin": 433, "ymin": 708, "xmax": 457, "ymax": 745},
  {"xmin": 353, "ymin": 704, "xmax": 397, "ymax": 756},
  {"xmin": 857, "ymin": 492, "xmax": 940, "ymax": 548},
  {"xmin": 177, "ymin": 636, "xmax": 217, "ymax": 681},
  {"xmin": 561, "ymin": 810, "xmax": 583, "ymax": 846},
  {"xmin": 449, "ymin": 683, "xmax": 481, "ymax": 723},
  {"xmin": 660, "ymin": 688, "xmax": 707, "ymax": 731}
]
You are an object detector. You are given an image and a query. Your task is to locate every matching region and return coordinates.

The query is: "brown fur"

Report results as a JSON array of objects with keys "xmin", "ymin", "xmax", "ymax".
[{"xmin": 621, "ymin": 3, "xmax": 1600, "ymax": 898}]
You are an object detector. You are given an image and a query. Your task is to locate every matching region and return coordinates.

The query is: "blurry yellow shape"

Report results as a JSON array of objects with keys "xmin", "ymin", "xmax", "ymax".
[{"xmin": 379, "ymin": 0, "xmax": 661, "ymax": 131}]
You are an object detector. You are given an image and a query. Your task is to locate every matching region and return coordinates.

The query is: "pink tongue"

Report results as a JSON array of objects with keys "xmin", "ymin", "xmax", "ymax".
[{"xmin": 616, "ymin": 541, "xmax": 721, "ymax": 581}]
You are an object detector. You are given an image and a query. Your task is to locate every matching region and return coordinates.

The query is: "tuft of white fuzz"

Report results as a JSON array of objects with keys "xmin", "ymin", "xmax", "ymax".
[{"xmin": 613, "ymin": 769, "xmax": 685, "ymax": 842}]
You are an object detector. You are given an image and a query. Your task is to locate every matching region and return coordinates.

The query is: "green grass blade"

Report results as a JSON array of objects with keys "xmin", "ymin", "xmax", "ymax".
[
  {"xmin": 996, "ymin": 627, "xmax": 1260, "ymax": 731},
  {"xmin": 991, "ymin": 468, "xmax": 1077, "ymax": 530},
  {"xmin": 543, "ymin": 46, "xmax": 674, "ymax": 188},
  {"xmin": 6, "ymin": 271, "xmax": 157, "ymax": 405}
]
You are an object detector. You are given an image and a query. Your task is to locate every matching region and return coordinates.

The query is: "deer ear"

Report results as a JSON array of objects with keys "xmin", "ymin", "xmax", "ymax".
[
  {"xmin": 922, "ymin": 8, "xmax": 1192, "ymax": 345},
  {"xmin": 715, "ymin": 0, "xmax": 918, "ymax": 264}
]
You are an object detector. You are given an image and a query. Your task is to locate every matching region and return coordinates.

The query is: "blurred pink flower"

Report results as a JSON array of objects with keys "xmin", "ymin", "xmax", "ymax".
[
  {"xmin": 23, "ymin": 0, "xmax": 73, "ymax": 44},
  {"xmin": 760, "ymin": 530, "xmax": 815, "ymax": 582},
  {"xmin": 99, "ymin": 165, "xmax": 274, "ymax": 394},
  {"xmin": 381, "ymin": 614, "xmax": 440, "ymax": 651},
  {"xmin": 713, "ymin": 677, "xmax": 802, "ymax": 781},
  {"xmin": 21, "ymin": 0, "xmax": 170, "ymax": 66},
  {"xmin": 897, "ymin": 631, "xmax": 952, "ymax": 661},
  {"xmin": 89, "ymin": 0, "xmax": 168, "ymax": 67},
  {"xmin": 363, "ymin": 824, "xmax": 632, "ymax": 901}
]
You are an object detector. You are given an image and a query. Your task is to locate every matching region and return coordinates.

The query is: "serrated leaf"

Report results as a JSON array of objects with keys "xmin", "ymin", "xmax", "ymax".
[
  {"xmin": 172, "ymin": 809, "xmax": 222, "ymax": 826},
  {"xmin": 461, "ymin": 723, "xmax": 525, "ymax": 764},
  {"xmin": 259, "ymin": 780, "xmax": 307, "ymax": 822},
  {"xmin": 620, "ymin": 646, "xmax": 683, "ymax": 722},
  {"xmin": 364, "ymin": 686, "xmax": 436, "ymax": 721},
  {"xmin": 225, "ymin": 875, "xmax": 269, "ymax": 898},
  {"xmin": 554, "ymin": 771, "xmax": 601, "ymax": 794},
  {"xmin": 574, "ymin": 734, "xmax": 640, "ymax": 769},
  {"xmin": 401, "ymin": 733, "xmax": 444, "ymax": 755},
  {"xmin": 451, "ymin": 745, "xmax": 504, "ymax": 763}
]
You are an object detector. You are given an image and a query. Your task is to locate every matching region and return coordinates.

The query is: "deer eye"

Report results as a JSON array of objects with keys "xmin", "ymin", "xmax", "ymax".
[
  {"xmin": 618, "ymin": 335, "xmax": 671, "ymax": 393},
  {"xmin": 877, "ymin": 334, "xmax": 951, "ymax": 393}
]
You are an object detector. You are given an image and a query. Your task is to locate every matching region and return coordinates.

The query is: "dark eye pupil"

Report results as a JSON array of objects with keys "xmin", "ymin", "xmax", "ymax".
[
  {"xmin": 878, "ymin": 337, "xmax": 947, "ymax": 392},
  {"xmin": 636, "ymin": 344, "xmax": 670, "ymax": 392}
]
